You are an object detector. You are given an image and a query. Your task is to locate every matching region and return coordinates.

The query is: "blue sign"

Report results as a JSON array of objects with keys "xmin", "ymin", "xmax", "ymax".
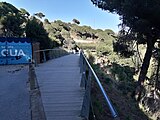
[{"xmin": 0, "ymin": 37, "xmax": 32, "ymax": 65}]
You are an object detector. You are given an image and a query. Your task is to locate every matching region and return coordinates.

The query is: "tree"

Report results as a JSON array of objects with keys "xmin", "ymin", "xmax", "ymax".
[
  {"xmin": 44, "ymin": 19, "xmax": 51, "ymax": 24},
  {"xmin": 91, "ymin": 0, "xmax": 160, "ymax": 100},
  {"xmin": 72, "ymin": 18, "xmax": 80, "ymax": 25},
  {"xmin": 104, "ymin": 29, "xmax": 115, "ymax": 35},
  {"xmin": 20, "ymin": 8, "xmax": 30, "ymax": 18},
  {"xmin": 0, "ymin": 2, "xmax": 27, "ymax": 37},
  {"xmin": 34, "ymin": 12, "xmax": 45, "ymax": 19},
  {"xmin": 26, "ymin": 16, "xmax": 51, "ymax": 49}
]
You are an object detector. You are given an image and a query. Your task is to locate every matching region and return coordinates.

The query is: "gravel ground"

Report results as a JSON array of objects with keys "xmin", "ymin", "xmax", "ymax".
[{"xmin": 0, "ymin": 65, "xmax": 31, "ymax": 120}]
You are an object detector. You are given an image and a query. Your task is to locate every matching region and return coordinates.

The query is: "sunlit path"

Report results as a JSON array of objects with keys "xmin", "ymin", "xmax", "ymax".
[{"xmin": 35, "ymin": 54, "xmax": 84, "ymax": 120}]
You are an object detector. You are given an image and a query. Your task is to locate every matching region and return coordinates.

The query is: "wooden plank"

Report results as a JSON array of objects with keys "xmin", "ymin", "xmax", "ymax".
[
  {"xmin": 35, "ymin": 54, "xmax": 84, "ymax": 120},
  {"xmin": 47, "ymin": 116, "xmax": 82, "ymax": 120}
]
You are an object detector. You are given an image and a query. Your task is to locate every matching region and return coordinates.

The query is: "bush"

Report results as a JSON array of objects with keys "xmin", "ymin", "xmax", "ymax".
[
  {"xmin": 96, "ymin": 43, "xmax": 113, "ymax": 56},
  {"xmin": 88, "ymin": 52, "xmax": 95, "ymax": 63},
  {"xmin": 110, "ymin": 63, "xmax": 136, "ymax": 94}
]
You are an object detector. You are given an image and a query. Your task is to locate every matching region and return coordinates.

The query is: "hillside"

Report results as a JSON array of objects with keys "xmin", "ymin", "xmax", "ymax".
[{"xmin": 43, "ymin": 19, "xmax": 115, "ymax": 53}]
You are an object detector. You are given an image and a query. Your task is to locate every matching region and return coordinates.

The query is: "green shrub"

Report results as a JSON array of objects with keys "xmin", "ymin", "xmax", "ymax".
[
  {"xmin": 110, "ymin": 62, "xmax": 136, "ymax": 94},
  {"xmin": 88, "ymin": 52, "xmax": 95, "ymax": 63}
]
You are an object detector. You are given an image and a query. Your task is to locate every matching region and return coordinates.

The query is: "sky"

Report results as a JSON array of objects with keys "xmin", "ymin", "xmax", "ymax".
[{"xmin": 1, "ymin": 0, "xmax": 121, "ymax": 33}]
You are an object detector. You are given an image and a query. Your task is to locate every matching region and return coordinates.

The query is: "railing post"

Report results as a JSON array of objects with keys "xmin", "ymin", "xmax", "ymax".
[
  {"xmin": 43, "ymin": 51, "xmax": 46, "ymax": 62},
  {"xmin": 80, "ymin": 59, "xmax": 87, "ymax": 87},
  {"xmin": 79, "ymin": 51, "xmax": 82, "ymax": 68},
  {"xmin": 80, "ymin": 68, "xmax": 92, "ymax": 119},
  {"xmin": 80, "ymin": 51, "xmax": 83, "ymax": 73},
  {"xmin": 48, "ymin": 50, "xmax": 52, "ymax": 60},
  {"xmin": 52, "ymin": 50, "xmax": 55, "ymax": 59},
  {"xmin": 34, "ymin": 52, "xmax": 37, "ymax": 67},
  {"xmin": 57, "ymin": 50, "xmax": 60, "ymax": 57}
]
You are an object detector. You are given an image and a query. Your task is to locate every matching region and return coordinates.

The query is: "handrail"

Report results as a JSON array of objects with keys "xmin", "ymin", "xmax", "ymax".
[
  {"xmin": 80, "ymin": 51, "xmax": 118, "ymax": 119},
  {"xmin": 34, "ymin": 48, "xmax": 64, "ymax": 53},
  {"xmin": 33, "ymin": 47, "xmax": 69, "ymax": 66}
]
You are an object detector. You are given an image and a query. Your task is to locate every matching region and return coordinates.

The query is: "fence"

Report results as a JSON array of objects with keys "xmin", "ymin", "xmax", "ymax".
[
  {"xmin": 80, "ymin": 51, "xmax": 119, "ymax": 120},
  {"xmin": 33, "ymin": 48, "xmax": 69, "ymax": 66}
]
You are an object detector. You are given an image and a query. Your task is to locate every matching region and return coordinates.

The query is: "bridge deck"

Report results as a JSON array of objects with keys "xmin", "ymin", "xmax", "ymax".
[{"xmin": 35, "ymin": 54, "xmax": 84, "ymax": 120}]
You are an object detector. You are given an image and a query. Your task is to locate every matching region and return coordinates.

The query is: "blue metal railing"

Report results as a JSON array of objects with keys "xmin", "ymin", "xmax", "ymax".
[{"xmin": 80, "ymin": 51, "xmax": 119, "ymax": 119}]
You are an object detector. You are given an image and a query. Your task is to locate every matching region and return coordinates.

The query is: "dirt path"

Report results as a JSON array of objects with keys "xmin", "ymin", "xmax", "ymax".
[{"xmin": 73, "ymin": 39, "xmax": 94, "ymax": 43}]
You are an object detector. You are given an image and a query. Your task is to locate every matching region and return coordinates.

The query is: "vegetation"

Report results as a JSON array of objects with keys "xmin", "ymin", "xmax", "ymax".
[
  {"xmin": 0, "ymin": 2, "xmax": 115, "ymax": 55},
  {"xmin": 88, "ymin": 0, "xmax": 160, "ymax": 119},
  {"xmin": 90, "ymin": 63, "xmax": 149, "ymax": 120},
  {"xmin": 1, "ymin": 1, "xmax": 160, "ymax": 119},
  {"xmin": 34, "ymin": 12, "xmax": 45, "ymax": 19},
  {"xmin": 25, "ymin": 16, "xmax": 52, "ymax": 49},
  {"xmin": 72, "ymin": 18, "xmax": 80, "ymax": 25},
  {"xmin": 43, "ymin": 17, "xmax": 115, "ymax": 54},
  {"xmin": 0, "ymin": 2, "xmax": 27, "ymax": 37},
  {"xmin": 91, "ymin": 0, "xmax": 160, "ymax": 101},
  {"xmin": 0, "ymin": 2, "xmax": 58, "ymax": 49}
]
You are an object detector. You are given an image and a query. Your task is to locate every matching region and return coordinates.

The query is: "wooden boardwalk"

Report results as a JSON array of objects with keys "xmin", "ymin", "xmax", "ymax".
[{"xmin": 35, "ymin": 54, "xmax": 84, "ymax": 120}]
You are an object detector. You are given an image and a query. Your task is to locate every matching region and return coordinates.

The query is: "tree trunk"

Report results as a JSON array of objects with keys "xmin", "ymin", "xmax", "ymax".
[
  {"xmin": 155, "ymin": 55, "xmax": 160, "ymax": 90},
  {"xmin": 135, "ymin": 41, "xmax": 155, "ymax": 101}
]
